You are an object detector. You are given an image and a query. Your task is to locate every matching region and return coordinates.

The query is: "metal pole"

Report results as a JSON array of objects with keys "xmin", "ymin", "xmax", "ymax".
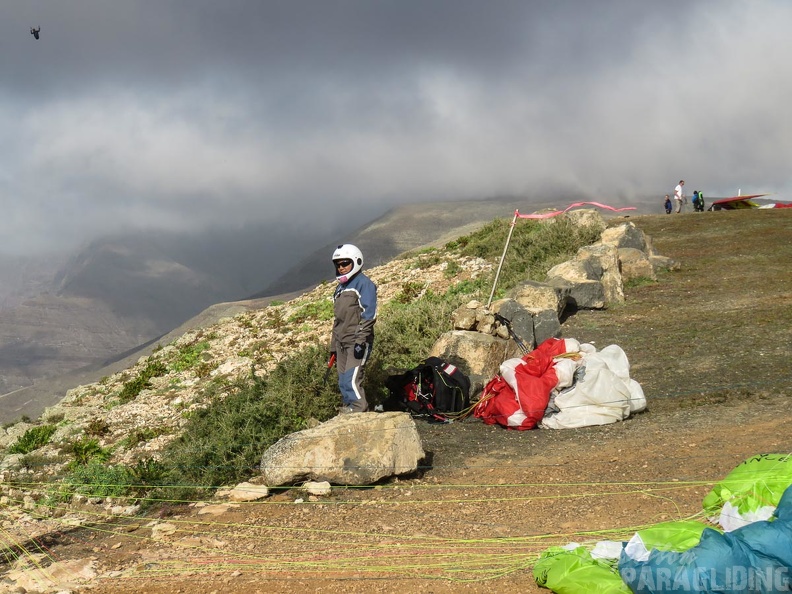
[{"xmin": 486, "ymin": 210, "xmax": 519, "ymax": 309}]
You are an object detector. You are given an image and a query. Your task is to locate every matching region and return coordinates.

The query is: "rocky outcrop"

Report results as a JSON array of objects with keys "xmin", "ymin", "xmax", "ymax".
[
  {"xmin": 260, "ymin": 412, "xmax": 425, "ymax": 487},
  {"xmin": 429, "ymin": 217, "xmax": 677, "ymax": 397}
]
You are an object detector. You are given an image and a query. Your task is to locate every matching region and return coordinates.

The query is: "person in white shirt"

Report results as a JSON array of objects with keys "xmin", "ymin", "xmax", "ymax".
[{"xmin": 674, "ymin": 180, "xmax": 686, "ymax": 213}]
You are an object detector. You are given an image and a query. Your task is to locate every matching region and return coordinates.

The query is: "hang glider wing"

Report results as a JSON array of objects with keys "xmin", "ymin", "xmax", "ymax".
[{"xmin": 709, "ymin": 194, "xmax": 768, "ymax": 211}]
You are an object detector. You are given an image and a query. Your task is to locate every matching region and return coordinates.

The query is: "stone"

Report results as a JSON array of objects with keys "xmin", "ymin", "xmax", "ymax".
[
  {"xmin": 649, "ymin": 254, "xmax": 680, "ymax": 272},
  {"xmin": 260, "ymin": 412, "xmax": 424, "ymax": 487},
  {"xmin": 546, "ymin": 259, "xmax": 598, "ymax": 283},
  {"xmin": 226, "ymin": 482, "xmax": 270, "ymax": 501},
  {"xmin": 506, "ymin": 280, "xmax": 566, "ymax": 317},
  {"xmin": 600, "ymin": 222, "xmax": 651, "ymax": 252},
  {"xmin": 547, "ymin": 277, "xmax": 606, "ymax": 310},
  {"xmin": 303, "ymin": 481, "xmax": 332, "ymax": 496},
  {"xmin": 490, "ymin": 299, "xmax": 535, "ymax": 352},
  {"xmin": 451, "ymin": 305, "xmax": 478, "ymax": 330},
  {"xmin": 532, "ymin": 309, "xmax": 563, "ymax": 345},
  {"xmin": 429, "ymin": 330, "xmax": 513, "ymax": 396},
  {"xmin": 565, "ymin": 208, "xmax": 607, "ymax": 232},
  {"xmin": 578, "ymin": 243, "xmax": 624, "ymax": 304},
  {"xmin": 618, "ymin": 247, "xmax": 657, "ymax": 281}
]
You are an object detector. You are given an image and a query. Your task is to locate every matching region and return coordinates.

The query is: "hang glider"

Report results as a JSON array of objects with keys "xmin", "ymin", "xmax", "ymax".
[{"xmin": 708, "ymin": 194, "xmax": 792, "ymax": 211}]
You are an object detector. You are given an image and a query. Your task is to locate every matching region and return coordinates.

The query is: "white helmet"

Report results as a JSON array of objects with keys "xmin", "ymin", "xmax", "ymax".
[{"xmin": 332, "ymin": 244, "xmax": 364, "ymax": 283}]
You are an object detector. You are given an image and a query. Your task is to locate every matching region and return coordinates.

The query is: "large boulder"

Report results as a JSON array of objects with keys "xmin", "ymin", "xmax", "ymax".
[
  {"xmin": 532, "ymin": 309, "xmax": 563, "ymax": 345},
  {"xmin": 546, "ymin": 259, "xmax": 598, "ymax": 283},
  {"xmin": 618, "ymin": 247, "xmax": 657, "ymax": 281},
  {"xmin": 547, "ymin": 277, "xmax": 606, "ymax": 310},
  {"xmin": 600, "ymin": 221, "xmax": 653, "ymax": 253},
  {"xmin": 430, "ymin": 330, "xmax": 513, "ymax": 397},
  {"xmin": 506, "ymin": 280, "xmax": 567, "ymax": 317},
  {"xmin": 565, "ymin": 209, "xmax": 607, "ymax": 232},
  {"xmin": 259, "ymin": 412, "xmax": 424, "ymax": 487},
  {"xmin": 577, "ymin": 243, "xmax": 624, "ymax": 304},
  {"xmin": 490, "ymin": 299, "xmax": 535, "ymax": 350}
]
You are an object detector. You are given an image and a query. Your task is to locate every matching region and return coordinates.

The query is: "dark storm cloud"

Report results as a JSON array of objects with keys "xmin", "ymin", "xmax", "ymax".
[{"xmin": 1, "ymin": 1, "xmax": 791, "ymax": 253}]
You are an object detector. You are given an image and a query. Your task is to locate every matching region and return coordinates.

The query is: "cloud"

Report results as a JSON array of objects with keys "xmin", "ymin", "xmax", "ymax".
[{"xmin": 2, "ymin": 1, "xmax": 791, "ymax": 253}]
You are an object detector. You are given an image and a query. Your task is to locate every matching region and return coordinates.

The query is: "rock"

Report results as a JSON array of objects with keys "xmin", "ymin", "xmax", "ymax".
[
  {"xmin": 547, "ymin": 277, "xmax": 607, "ymax": 310},
  {"xmin": 600, "ymin": 221, "xmax": 652, "ymax": 253},
  {"xmin": 532, "ymin": 309, "xmax": 563, "ymax": 345},
  {"xmin": 578, "ymin": 244, "xmax": 624, "ymax": 304},
  {"xmin": 546, "ymin": 259, "xmax": 598, "ymax": 283},
  {"xmin": 649, "ymin": 254, "xmax": 680, "ymax": 272},
  {"xmin": 151, "ymin": 522, "xmax": 178, "ymax": 540},
  {"xmin": 6, "ymin": 557, "xmax": 96, "ymax": 591},
  {"xmin": 0, "ymin": 454, "xmax": 24, "ymax": 471},
  {"xmin": 618, "ymin": 247, "xmax": 657, "ymax": 281},
  {"xmin": 303, "ymin": 481, "xmax": 332, "ymax": 496},
  {"xmin": 507, "ymin": 280, "xmax": 567, "ymax": 317},
  {"xmin": 197, "ymin": 503, "xmax": 240, "ymax": 516},
  {"xmin": 430, "ymin": 330, "xmax": 513, "ymax": 396},
  {"xmin": 451, "ymin": 305, "xmax": 478, "ymax": 330},
  {"xmin": 226, "ymin": 482, "xmax": 270, "ymax": 502},
  {"xmin": 260, "ymin": 412, "xmax": 424, "ymax": 487},
  {"xmin": 565, "ymin": 208, "xmax": 607, "ymax": 232},
  {"xmin": 490, "ymin": 299, "xmax": 535, "ymax": 351}
]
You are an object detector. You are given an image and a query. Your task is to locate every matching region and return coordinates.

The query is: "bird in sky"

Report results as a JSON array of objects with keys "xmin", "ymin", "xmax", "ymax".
[{"xmin": 30, "ymin": 26, "xmax": 41, "ymax": 40}]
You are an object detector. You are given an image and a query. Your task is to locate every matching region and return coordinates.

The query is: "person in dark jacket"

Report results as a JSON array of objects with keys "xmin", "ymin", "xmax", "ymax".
[{"xmin": 330, "ymin": 244, "xmax": 377, "ymax": 413}]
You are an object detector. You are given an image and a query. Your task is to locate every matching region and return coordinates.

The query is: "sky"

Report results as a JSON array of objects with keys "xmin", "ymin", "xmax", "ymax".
[{"xmin": 2, "ymin": 0, "xmax": 791, "ymax": 255}]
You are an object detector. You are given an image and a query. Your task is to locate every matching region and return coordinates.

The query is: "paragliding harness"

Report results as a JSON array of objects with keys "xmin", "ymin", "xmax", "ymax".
[{"xmin": 385, "ymin": 357, "xmax": 471, "ymax": 423}]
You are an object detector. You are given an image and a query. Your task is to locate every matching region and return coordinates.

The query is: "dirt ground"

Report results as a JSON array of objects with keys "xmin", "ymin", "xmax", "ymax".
[{"xmin": 7, "ymin": 209, "xmax": 792, "ymax": 594}]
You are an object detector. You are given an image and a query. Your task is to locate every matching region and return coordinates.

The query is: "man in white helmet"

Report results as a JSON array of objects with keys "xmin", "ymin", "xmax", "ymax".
[{"xmin": 330, "ymin": 244, "xmax": 378, "ymax": 413}]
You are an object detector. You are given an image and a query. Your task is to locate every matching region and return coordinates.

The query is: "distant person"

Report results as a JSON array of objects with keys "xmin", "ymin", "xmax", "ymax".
[
  {"xmin": 664, "ymin": 195, "xmax": 672, "ymax": 214},
  {"xmin": 330, "ymin": 244, "xmax": 377, "ymax": 413},
  {"xmin": 674, "ymin": 180, "xmax": 685, "ymax": 213},
  {"xmin": 694, "ymin": 191, "xmax": 705, "ymax": 212}
]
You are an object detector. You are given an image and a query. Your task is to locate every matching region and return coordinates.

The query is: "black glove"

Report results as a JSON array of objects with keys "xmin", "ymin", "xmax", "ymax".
[{"xmin": 353, "ymin": 343, "xmax": 365, "ymax": 359}]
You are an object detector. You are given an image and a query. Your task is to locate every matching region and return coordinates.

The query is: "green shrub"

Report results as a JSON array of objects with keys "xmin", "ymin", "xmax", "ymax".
[
  {"xmin": 129, "ymin": 458, "xmax": 169, "ymax": 494},
  {"xmin": 410, "ymin": 252, "xmax": 443, "ymax": 269},
  {"xmin": 19, "ymin": 453, "xmax": 54, "ymax": 472},
  {"xmin": 287, "ymin": 299, "xmax": 334, "ymax": 323},
  {"xmin": 49, "ymin": 456, "xmax": 170, "ymax": 505},
  {"xmin": 443, "ymin": 260, "xmax": 462, "ymax": 278},
  {"xmin": 66, "ymin": 437, "xmax": 111, "ymax": 467},
  {"xmin": 121, "ymin": 427, "xmax": 166, "ymax": 449},
  {"xmin": 85, "ymin": 418, "xmax": 111, "ymax": 437},
  {"xmin": 262, "ymin": 309, "xmax": 286, "ymax": 331},
  {"xmin": 160, "ymin": 347, "xmax": 339, "ymax": 495},
  {"xmin": 393, "ymin": 281, "xmax": 425, "ymax": 304},
  {"xmin": 118, "ymin": 360, "xmax": 168, "ymax": 404},
  {"xmin": 171, "ymin": 341, "xmax": 211, "ymax": 372},
  {"xmin": 364, "ymin": 289, "xmax": 465, "ymax": 400},
  {"xmin": 43, "ymin": 412, "xmax": 65, "ymax": 424},
  {"xmin": 7, "ymin": 425, "xmax": 58, "ymax": 454},
  {"xmin": 62, "ymin": 461, "xmax": 136, "ymax": 499},
  {"xmin": 455, "ymin": 216, "xmax": 602, "ymax": 292}
]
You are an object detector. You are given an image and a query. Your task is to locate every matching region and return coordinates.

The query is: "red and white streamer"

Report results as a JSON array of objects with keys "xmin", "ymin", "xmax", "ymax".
[{"xmin": 515, "ymin": 201, "xmax": 636, "ymax": 219}]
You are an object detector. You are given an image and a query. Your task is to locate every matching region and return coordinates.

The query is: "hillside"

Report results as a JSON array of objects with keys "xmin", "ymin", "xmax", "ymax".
[
  {"xmin": 0, "ymin": 195, "xmax": 654, "ymax": 424},
  {"xmin": 2, "ymin": 208, "xmax": 789, "ymax": 593}
]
